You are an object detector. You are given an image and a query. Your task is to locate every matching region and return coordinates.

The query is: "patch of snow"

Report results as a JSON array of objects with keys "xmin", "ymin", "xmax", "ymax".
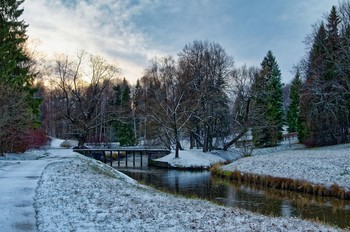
[
  {"xmin": 0, "ymin": 161, "xmax": 20, "ymax": 170},
  {"xmin": 156, "ymin": 149, "xmax": 226, "ymax": 168},
  {"xmin": 223, "ymin": 143, "xmax": 350, "ymax": 191},
  {"xmin": 34, "ymin": 153, "xmax": 339, "ymax": 232},
  {"xmin": 210, "ymin": 149, "xmax": 242, "ymax": 161},
  {"xmin": 250, "ymin": 142, "xmax": 304, "ymax": 156},
  {"xmin": 0, "ymin": 149, "xmax": 49, "ymax": 161},
  {"xmin": 49, "ymin": 137, "xmax": 65, "ymax": 148}
]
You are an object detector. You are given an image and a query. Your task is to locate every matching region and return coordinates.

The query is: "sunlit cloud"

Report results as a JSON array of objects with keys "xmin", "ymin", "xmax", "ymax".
[
  {"xmin": 23, "ymin": 0, "xmax": 165, "ymax": 83},
  {"xmin": 23, "ymin": 0, "xmax": 339, "ymax": 84}
]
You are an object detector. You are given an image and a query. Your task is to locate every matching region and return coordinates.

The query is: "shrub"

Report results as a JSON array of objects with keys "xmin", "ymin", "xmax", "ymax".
[
  {"xmin": 25, "ymin": 129, "xmax": 49, "ymax": 149},
  {"xmin": 11, "ymin": 129, "xmax": 49, "ymax": 152}
]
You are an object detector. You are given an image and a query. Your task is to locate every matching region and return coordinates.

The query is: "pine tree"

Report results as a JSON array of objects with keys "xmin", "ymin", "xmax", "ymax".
[
  {"xmin": 252, "ymin": 51, "xmax": 283, "ymax": 147},
  {"xmin": 0, "ymin": 0, "xmax": 33, "ymax": 87},
  {"xmin": 287, "ymin": 70, "xmax": 302, "ymax": 133}
]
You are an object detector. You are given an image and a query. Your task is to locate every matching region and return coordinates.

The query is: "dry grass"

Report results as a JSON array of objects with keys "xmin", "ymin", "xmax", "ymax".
[{"xmin": 211, "ymin": 166, "xmax": 350, "ymax": 200}]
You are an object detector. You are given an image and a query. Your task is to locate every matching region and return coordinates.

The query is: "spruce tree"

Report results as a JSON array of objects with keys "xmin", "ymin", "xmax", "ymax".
[
  {"xmin": 0, "ymin": 0, "xmax": 41, "ymax": 152},
  {"xmin": 287, "ymin": 70, "xmax": 302, "ymax": 133},
  {"xmin": 325, "ymin": 5, "xmax": 341, "ymax": 81},
  {"xmin": 0, "ymin": 0, "xmax": 32, "ymax": 87},
  {"xmin": 299, "ymin": 23, "xmax": 327, "ymax": 144},
  {"xmin": 300, "ymin": 6, "xmax": 346, "ymax": 146},
  {"xmin": 252, "ymin": 51, "xmax": 283, "ymax": 147}
]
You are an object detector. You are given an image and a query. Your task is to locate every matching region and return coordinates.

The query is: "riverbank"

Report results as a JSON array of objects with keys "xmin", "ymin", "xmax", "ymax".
[
  {"xmin": 34, "ymin": 149, "xmax": 341, "ymax": 231},
  {"xmin": 217, "ymin": 143, "xmax": 350, "ymax": 199},
  {"xmin": 152, "ymin": 149, "xmax": 240, "ymax": 169}
]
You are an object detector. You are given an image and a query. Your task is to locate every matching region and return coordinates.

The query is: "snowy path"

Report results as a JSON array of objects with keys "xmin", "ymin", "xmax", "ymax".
[{"xmin": 0, "ymin": 149, "xmax": 78, "ymax": 232}]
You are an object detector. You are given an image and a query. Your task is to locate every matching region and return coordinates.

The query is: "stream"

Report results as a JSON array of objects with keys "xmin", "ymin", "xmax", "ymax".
[{"xmin": 117, "ymin": 165, "xmax": 350, "ymax": 229}]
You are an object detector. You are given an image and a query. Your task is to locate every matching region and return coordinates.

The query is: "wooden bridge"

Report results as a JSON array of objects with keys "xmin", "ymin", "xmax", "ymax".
[{"xmin": 73, "ymin": 148, "xmax": 171, "ymax": 167}]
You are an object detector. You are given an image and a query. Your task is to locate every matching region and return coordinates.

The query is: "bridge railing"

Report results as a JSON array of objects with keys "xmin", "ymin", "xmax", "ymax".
[{"xmin": 73, "ymin": 148, "xmax": 171, "ymax": 167}]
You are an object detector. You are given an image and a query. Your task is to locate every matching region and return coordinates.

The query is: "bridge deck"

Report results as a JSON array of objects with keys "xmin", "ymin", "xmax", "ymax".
[{"xmin": 73, "ymin": 148, "xmax": 171, "ymax": 167}]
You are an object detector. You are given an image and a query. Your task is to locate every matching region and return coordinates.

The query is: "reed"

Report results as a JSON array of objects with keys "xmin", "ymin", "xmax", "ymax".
[{"xmin": 211, "ymin": 166, "xmax": 350, "ymax": 200}]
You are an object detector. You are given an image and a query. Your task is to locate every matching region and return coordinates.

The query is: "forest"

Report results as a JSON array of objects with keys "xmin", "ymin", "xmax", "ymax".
[{"xmin": 1, "ymin": 0, "xmax": 350, "ymax": 156}]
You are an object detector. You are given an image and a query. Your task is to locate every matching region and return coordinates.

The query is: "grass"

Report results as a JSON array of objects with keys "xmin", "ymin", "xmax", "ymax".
[
  {"xmin": 88, "ymin": 162, "xmax": 117, "ymax": 179},
  {"xmin": 211, "ymin": 165, "xmax": 350, "ymax": 200}
]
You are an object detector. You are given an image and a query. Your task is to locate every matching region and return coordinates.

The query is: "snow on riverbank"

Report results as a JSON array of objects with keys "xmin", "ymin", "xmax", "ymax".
[
  {"xmin": 155, "ymin": 149, "xmax": 227, "ymax": 169},
  {"xmin": 35, "ymin": 151, "xmax": 340, "ymax": 232},
  {"xmin": 222, "ymin": 143, "xmax": 350, "ymax": 191}
]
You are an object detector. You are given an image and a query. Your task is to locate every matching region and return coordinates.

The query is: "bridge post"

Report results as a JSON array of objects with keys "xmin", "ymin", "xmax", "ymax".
[
  {"xmin": 117, "ymin": 151, "xmax": 120, "ymax": 166},
  {"xmin": 140, "ymin": 151, "xmax": 143, "ymax": 166},
  {"xmin": 103, "ymin": 151, "xmax": 106, "ymax": 164},
  {"xmin": 110, "ymin": 151, "xmax": 113, "ymax": 166},
  {"xmin": 125, "ymin": 152, "xmax": 128, "ymax": 166},
  {"xmin": 133, "ymin": 150, "xmax": 135, "ymax": 166}
]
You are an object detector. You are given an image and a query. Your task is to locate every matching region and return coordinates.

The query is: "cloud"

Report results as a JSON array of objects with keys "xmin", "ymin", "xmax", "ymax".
[
  {"xmin": 23, "ymin": 0, "xmax": 165, "ymax": 83},
  {"xmin": 23, "ymin": 0, "xmax": 340, "ymax": 85}
]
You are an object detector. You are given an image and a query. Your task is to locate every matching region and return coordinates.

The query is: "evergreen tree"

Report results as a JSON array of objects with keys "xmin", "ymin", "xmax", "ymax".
[
  {"xmin": 325, "ymin": 5, "xmax": 341, "ymax": 81},
  {"xmin": 299, "ymin": 23, "xmax": 328, "ymax": 144},
  {"xmin": 252, "ymin": 51, "xmax": 283, "ymax": 147},
  {"xmin": 299, "ymin": 5, "xmax": 348, "ymax": 146},
  {"xmin": 0, "ymin": 0, "xmax": 32, "ymax": 87},
  {"xmin": 112, "ymin": 78, "xmax": 136, "ymax": 146},
  {"xmin": 0, "ymin": 0, "xmax": 41, "ymax": 152},
  {"xmin": 132, "ymin": 79, "xmax": 143, "ymax": 141},
  {"xmin": 287, "ymin": 69, "xmax": 302, "ymax": 133}
]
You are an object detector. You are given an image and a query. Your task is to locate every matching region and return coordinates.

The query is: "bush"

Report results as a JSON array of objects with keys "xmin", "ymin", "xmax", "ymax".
[
  {"xmin": 10, "ymin": 129, "xmax": 49, "ymax": 153},
  {"xmin": 25, "ymin": 129, "xmax": 49, "ymax": 149}
]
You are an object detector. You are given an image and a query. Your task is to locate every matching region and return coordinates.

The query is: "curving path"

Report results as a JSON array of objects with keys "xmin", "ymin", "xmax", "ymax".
[{"xmin": 0, "ymin": 149, "xmax": 77, "ymax": 232}]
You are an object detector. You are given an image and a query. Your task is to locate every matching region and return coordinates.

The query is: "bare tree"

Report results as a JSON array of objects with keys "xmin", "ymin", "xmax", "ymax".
[
  {"xmin": 49, "ymin": 51, "xmax": 120, "ymax": 146},
  {"xmin": 140, "ymin": 57, "xmax": 196, "ymax": 157},
  {"xmin": 223, "ymin": 65, "xmax": 260, "ymax": 150},
  {"xmin": 178, "ymin": 40, "xmax": 233, "ymax": 152}
]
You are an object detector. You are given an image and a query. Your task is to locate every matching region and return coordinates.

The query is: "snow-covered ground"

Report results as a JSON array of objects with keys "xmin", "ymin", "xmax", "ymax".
[
  {"xmin": 35, "ymin": 152, "xmax": 340, "ymax": 231},
  {"xmin": 156, "ymin": 149, "xmax": 225, "ymax": 168},
  {"xmin": 0, "ymin": 149, "xmax": 49, "ymax": 170},
  {"xmin": 155, "ymin": 149, "xmax": 239, "ymax": 169},
  {"xmin": 0, "ymin": 149, "xmax": 49, "ymax": 161},
  {"xmin": 0, "ymin": 138, "xmax": 345, "ymax": 231},
  {"xmin": 222, "ymin": 143, "xmax": 350, "ymax": 191}
]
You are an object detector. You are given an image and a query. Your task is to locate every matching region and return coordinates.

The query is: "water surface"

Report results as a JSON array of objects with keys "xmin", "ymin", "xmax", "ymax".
[{"xmin": 117, "ymin": 165, "xmax": 350, "ymax": 229}]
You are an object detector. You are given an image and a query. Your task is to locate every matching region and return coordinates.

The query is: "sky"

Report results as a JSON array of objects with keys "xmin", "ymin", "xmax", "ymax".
[{"xmin": 22, "ymin": 0, "xmax": 339, "ymax": 84}]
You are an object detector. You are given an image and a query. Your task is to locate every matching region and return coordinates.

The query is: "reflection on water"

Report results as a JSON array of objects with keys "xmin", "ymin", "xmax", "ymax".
[{"xmin": 117, "ymin": 166, "xmax": 350, "ymax": 229}]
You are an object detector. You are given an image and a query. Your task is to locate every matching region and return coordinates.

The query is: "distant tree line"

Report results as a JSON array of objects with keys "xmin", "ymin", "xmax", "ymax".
[{"xmin": 3, "ymin": 0, "xmax": 350, "ymax": 155}]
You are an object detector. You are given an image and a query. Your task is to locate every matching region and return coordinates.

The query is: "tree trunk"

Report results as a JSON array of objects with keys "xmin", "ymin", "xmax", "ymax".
[
  {"xmin": 223, "ymin": 128, "xmax": 249, "ymax": 150},
  {"xmin": 77, "ymin": 130, "xmax": 88, "ymax": 147},
  {"xmin": 203, "ymin": 124, "xmax": 209, "ymax": 152},
  {"xmin": 190, "ymin": 131, "xmax": 194, "ymax": 149},
  {"xmin": 78, "ymin": 136, "xmax": 86, "ymax": 147},
  {"xmin": 175, "ymin": 140, "xmax": 180, "ymax": 158},
  {"xmin": 191, "ymin": 131, "xmax": 203, "ymax": 148}
]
